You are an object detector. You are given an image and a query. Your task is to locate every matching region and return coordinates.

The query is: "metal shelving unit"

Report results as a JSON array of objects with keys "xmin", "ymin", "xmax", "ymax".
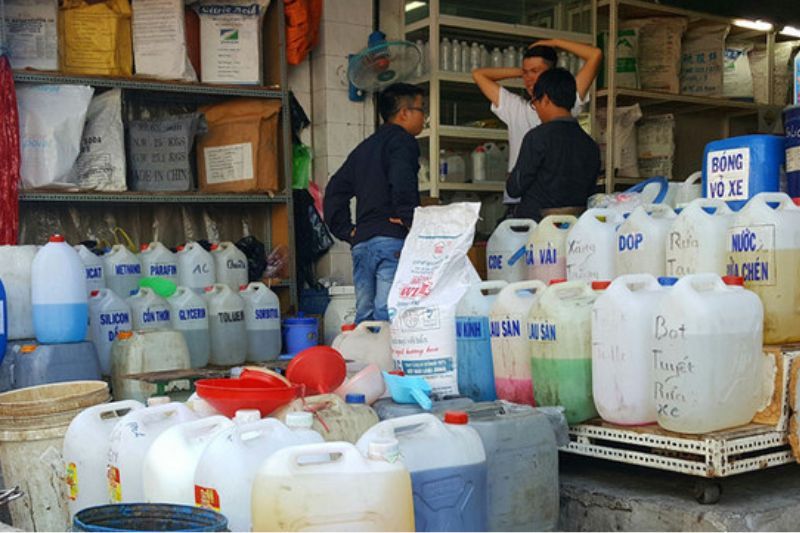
[{"xmin": 14, "ymin": 0, "xmax": 297, "ymax": 308}]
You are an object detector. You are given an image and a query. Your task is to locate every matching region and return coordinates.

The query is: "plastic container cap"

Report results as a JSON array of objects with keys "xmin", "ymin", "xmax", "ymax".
[
  {"xmin": 233, "ymin": 409, "xmax": 261, "ymax": 423},
  {"xmin": 117, "ymin": 331, "xmax": 134, "ymax": 341},
  {"xmin": 20, "ymin": 345, "xmax": 37, "ymax": 354},
  {"xmin": 368, "ymin": 438, "xmax": 401, "ymax": 462},
  {"xmin": 345, "ymin": 393, "xmax": 366, "ymax": 404},
  {"xmin": 444, "ymin": 411, "xmax": 469, "ymax": 425},
  {"xmin": 284, "ymin": 316, "xmax": 318, "ymax": 326},
  {"xmin": 591, "ymin": 281, "xmax": 611, "ymax": 290},
  {"xmin": 793, "ymin": 198, "xmax": 800, "ymax": 207},
  {"xmin": 548, "ymin": 278, "xmax": 567, "ymax": 285},
  {"xmin": 285, "ymin": 411, "xmax": 314, "ymax": 429},
  {"xmin": 658, "ymin": 277, "xmax": 679, "ymax": 287},
  {"xmin": 140, "ymin": 243, "xmax": 149, "ymax": 251},
  {"xmin": 147, "ymin": 396, "xmax": 171, "ymax": 407},
  {"xmin": 90, "ymin": 290, "xmax": 100, "ymax": 298},
  {"xmin": 49, "ymin": 234, "xmax": 66, "ymax": 243},
  {"xmin": 341, "ymin": 323, "xmax": 357, "ymax": 332},
  {"xmin": 723, "ymin": 275, "xmax": 745, "ymax": 287}
]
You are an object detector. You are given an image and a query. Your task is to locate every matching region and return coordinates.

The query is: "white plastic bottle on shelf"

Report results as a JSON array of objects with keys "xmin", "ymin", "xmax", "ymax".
[
  {"xmin": 516, "ymin": 47, "xmax": 524, "ymax": 67},
  {"xmin": 480, "ymin": 44, "xmax": 489, "ymax": 68},
  {"xmin": 240, "ymin": 282, "xmax": 281, "ymax": 363},
  {"xmin": 461, "ymin": 42, "xmax": 470, "ymax": 73},
  {"xmin": 177, "ymin": 242, "xmax": 215, "ymax": 294},
  {"xmin": 470, "ymin": 42, "xmax": 480, "ymax": 71},
  {"xmin": 211, "ymin": 242, "xmax": 248, "ymax": 292},
  {"xmin": 471, "ymin": 145, "xmax": 487, "ymax": 182},
  {"xmin": 140, "ymin": 242, "xmax": 178, "ymax": 282},
  {"xmin": 168, "ymin": 286, "xmax": 210, "ymax": 368},
  {"xmin": 75, "ymin": 245, "xmax": 106, "ymax": 294},
  {"xmin": 491, "ymin": 47, "xmax": 503, "ymax": 68},
  {"xmin": 104, "ymin": 244, "xmax": 142, "ymax": 299},
  {"xmin": 415, "ymin": 40, "xmax": 425, "ymax": 77},
  {"xmin": 440, "ymin": 38, "xmax": 451, "ymax": 71},
  {"xmin": 204, "ymin": 283, "xmax": 247, "ymax": 366},
  {"xmin": 503, "ymin": 47, "xmax": 516, "ymax": 68},
  {"xmin": 451, "ymin": 40, "xmax": 462, "ymax": 72}
]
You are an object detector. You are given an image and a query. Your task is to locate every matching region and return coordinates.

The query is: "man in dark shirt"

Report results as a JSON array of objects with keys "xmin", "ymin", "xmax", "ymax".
[
  {"xmin": 323, "ymin": 83, "xmax": 425, "ymax": 322},
  {"xmin": 507, "ymin": 68, "xmax": 601, "ymax": 221}
]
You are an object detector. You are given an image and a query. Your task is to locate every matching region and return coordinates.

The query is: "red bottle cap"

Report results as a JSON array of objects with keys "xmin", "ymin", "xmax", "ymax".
[
  {"xmin": 210, "ymin": 243, "xmax": 219, "ymax": 251},
  {"xmin": 793, "ymin": 198, "xmax": 800, "ymax": 207},
  {"xmin": 239, "ymin": 284, "xmax": 248, "ymax": 291},
  {"xmin": 177, "ymin": 245, "xmax": 185, "ymax": 252},
  {"xmin": 49, "ymin": 234, "xmax": 65, "ymax": 243},
  {"xmin": 90, "ymin": 290, "xmax": 100, "ymax": 298},
  {"xmin": 341, "ymin": 323, "xmax": 357, "ymax": 332},
  {"xmin": 388, "ymin": 370, "xmax": 405, "ymax": 376},
  {"xmin": 444, "ymin": 411, "xmax": 469, "ymax": 425},
  {"xmin": 592, "ymin": 281, "xmax": 611, "ymax": 290},
  {"xmin": 140, "ymin": 243, "xmax": 149, "ymax": 251},
  {"xmin": 204, "ymin": 286, "xmax": 214, "ymax": 293},
  {"xmin": 548, "ymin": 278, "xmax": 566, "ymax": 285},
  {"xmin": 722, "ymin": 275, "xmax": 745, "ymax": 286}
]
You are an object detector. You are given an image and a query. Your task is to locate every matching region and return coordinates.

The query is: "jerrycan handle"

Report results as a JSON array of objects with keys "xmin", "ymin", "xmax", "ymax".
[
  {"xmin": 355, "ymin": 321, "xmax": 387, "ymax": 334},
  {"xmin": 687, "ymin": 197, "xmax": 731, "ymax": 215},
  {"xmin": 286, "ymin": 442, "xmax": 365, "ymax": 472},
  {"xmin": 477, "ymin": 281, "xmax": 508, "ymax": 295},
  {"xmin": 541, "ymin": 214, "xmax": 577, "ymax": 229},
  {"xmin": 377, "ymin": 413, "xmax": 440, "ymax": 435},
  {"xmin": 583, "ymin": 208, "xmax": 619, "ymax": 224},
  {"xmin": 235, "ymin": 418, "xmax": 293, "ymax": 443},
  {"xmin": 504, "ymin": 280, "xmax": 547, "ymax": 298},
  {"xmin": 497, "ymin": 218, "xmax": 536, "ymax": 233},
  {"xmin": 93, "ymin": 400, "xmax": 144, "ymax": 422},
  {"xmin": 642, "ymin": 203, "xmax": 675, "ymax": 217},
  {"xmin": 684, "ymin": 171, "xmax": 702, "ymax": 185},
  {"xmin": 547, "ymin": 280, "xmax": 594, "ymax": 300},
  {"xmin": 678, "ymin": 273, "xmax": 726, "ymax": 293},
  {"xmin": 749, "ymin": 192, "xmax": 794, "ymax": 210},
  {"xmin": 614, "ymin": 274, "xmax": 661, "ymax": 293},
  {"xmin": 180, "ymin": 416, "xmax": 231, "ymax": 441}
]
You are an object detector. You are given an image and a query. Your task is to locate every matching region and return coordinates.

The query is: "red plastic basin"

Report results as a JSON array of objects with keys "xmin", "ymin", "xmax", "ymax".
[{"xmin": 195, "ymin": 378, "xmax": 300, "ymax": 417}]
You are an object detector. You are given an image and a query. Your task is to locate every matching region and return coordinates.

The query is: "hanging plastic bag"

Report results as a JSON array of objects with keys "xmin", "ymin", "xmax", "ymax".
[
  {"xmin": 292, "ymin": 143, "xmax": 312, "ymax": 189},
  {"xmin": 236, "ymin": 235, "xmax": 268, "ymax": 282},
  {"xmin": 285, "ymin": 0, "xmax": 323, "ymax": 65}
]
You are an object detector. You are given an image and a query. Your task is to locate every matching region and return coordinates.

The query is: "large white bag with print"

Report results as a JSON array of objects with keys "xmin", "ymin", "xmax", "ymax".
[{"xmin": 388, "ymin": 202, "xmax": 481, "ymax": 396}]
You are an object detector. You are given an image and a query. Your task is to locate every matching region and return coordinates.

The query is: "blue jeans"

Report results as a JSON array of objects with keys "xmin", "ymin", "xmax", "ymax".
[{"xmin": 352, "ymin": 236, "xmax": 405, "ymax": 323}]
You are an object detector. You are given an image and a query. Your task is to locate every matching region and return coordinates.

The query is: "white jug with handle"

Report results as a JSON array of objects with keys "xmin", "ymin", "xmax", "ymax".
[
  {"xmin": 566, "ymin": 208, "xmax": 622, "ymax": 281},
  {"xmin": 527, "ymin": 215, "xmax": 577, "ymax": 283},
  {"xmin": 665, "ymin": 198, "xmax": 732, "ymax": 277},
  {"xmin": 487, "ymin": 219, "xmax": 536, "ymax": 283},
  {"xmin": 616, "ymin": 204, "xmax": 676, "ymax": 277},
  {"xmin": 332, "ymin": 320, "xmax": 392, "ymax": 372}
]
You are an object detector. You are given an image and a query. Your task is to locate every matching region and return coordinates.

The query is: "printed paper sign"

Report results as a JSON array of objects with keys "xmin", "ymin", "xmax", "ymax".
[{"xmin": 706, "ymin": 147, "xmax": 750, "ymax": 201}]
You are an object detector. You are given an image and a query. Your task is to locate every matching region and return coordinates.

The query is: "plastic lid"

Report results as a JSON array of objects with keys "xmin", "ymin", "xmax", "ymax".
[
  {"xmin": 49, "ymin": 234, "xmax": 65, "ymax": 243},
  {"xmin": 147, "ymin": 396, "xmax": 170, "ymax": 407},
  {"xmin": 140, "ymin": 243, "xmax": 148, "ymax": 251},
  {"xmin": 658, "ymin": 277, "xmax": 679, "ymax": 287},
  {"xmin": 329, "ymin": 285, "xmax": 356, "ymax": 296},
  {"xmin": 177, "ymin": 245, "xmax": 185, "ymax": 251},
  {"xmin": 548, "ymin": 278, "xmax": 566, "ymax": 285},
  {"xmin": 341, "ymin": 323, "xmax": 357, "ymax": 332},
  {"xmin": 368, "ymin": 438, "xmax": 401, "ymax": 462},
  {"xmin": 90, "ymin": 290, "xmax": 100, "ymax": 298},
  {"xmin": 204, "ymin": 286, "xmax": 215, "ymax": 293},
  {"xmin": 239, "ymin": 284, "xmax": 249, "ymax": 292},
  {"xmin": 20, "ymin": 345, "xmax": 37, "ymax": 354},
  {"xmin": 723, "ymin": 275, "xmax": 745, "ymax": 286},
  {"xmin": 285, "ymin": 411, "xmax": 314, "ymax": 429},
  {"xmin": 210, "ymin": 243, "xmax": 219, "ymax": 251},
  {"xmin": 117, "ymin": 331, "xmax": 134, "ymax": 341},
  {"xmin": 345, "ymin": 393, "xmax": 366, "ymax": 404},
  {"xmin": 284, "ymin": 316, "xmax": 318, "ymax": 325},
  {"xmin": 444, "ymin": 411, "xmax": 469, "ymax": 425},
  {"xmin": 388, "ymin": 370, "xmax": 405, "ymax": 376},
  {"xmin": 794, "ymin": 198, "xmax": 800, "ymax": 207},
  {"xmin": 591, "ymin": 281, "xmax": 611, "ymax": 290},
  {"xmin": 234, "ymin": 409, "xmax": 261, "ymax": 423}
]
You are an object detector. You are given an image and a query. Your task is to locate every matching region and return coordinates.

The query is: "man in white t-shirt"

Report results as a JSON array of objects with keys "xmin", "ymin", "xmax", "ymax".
[{"xmin": 472, "ymin": 39, "xmax": 602, "ymax": 211}]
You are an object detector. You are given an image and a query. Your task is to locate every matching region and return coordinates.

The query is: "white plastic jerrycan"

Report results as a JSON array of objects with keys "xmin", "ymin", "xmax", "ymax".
[
  {"xmin": 63, "ymin": 400, "xmax": 144, "ymax": 517},
  {"xmin": 489, "ymin": 280, "xmax": 547, "ymax": 406},
  {"xmin": 726, "ymin": 192, "xmax": 800, "ymax": 344},
  {"xmin": 111, "ymin": 330, "xmax": 191, "ymax": 403},
  {"xmin": 168, "ymin": 286, "xmax": 210, "ymax": 368},
  {"xmin": 526, "ymin": 215, "xmax": 577, "ymax": 283},
  {"xmin": 529, "ymin": 280, "xmax": 598, "ymax": 424},
  {"xmin": 32, "ymin": 235, "xmax": 89, "ymax": 344},
  {"xmin": 653, "ymin": 274, "xmax": 770, "ymax": 433},
  {"xmin": 331, "ymin": 320, "xmax": 393, "ymax": 372},
  {"xmin": 486, "ymin": 219, "xmax": 536, "ymax": 283},
  {"xmin": 665, "ymin": 198, "xmax": 733, "ymax": 277},
  {"xmin": 592, "ymin": 274, "xmax": 665, "ymax": 426},
  {"xmin": 616, "ymin": 204, "xmax": 676, "ymax": 277},
  {"xmin": 103, "ymin": 244, "xmax": 143, "ymax": 299},
  {"xmin": 143, "ymin": 415, "xmax": 234, "ymax": 505},
  {"xmin": 194, "ymin": 416, "xmax": 324, "ymax": 532},
  {"xmin": 240, "ymin": 282, "xmax": 281, "ymax": 363},
  {"xmin": 127, "ymin": 288, "xmax": 171, "ymax": 331},
  {"xmin": 211, "ymin": 242, "xmax": 248, "ymax": 292},
  {"xmin": 75, "ymin": 244, "xmax": 106, "ymax": 294},
  {"xmin": 456, "ymin": 280, "xmax": 507, "ymax": 402},
  {"xmin": 323, "ymin": 285, "xmax": 356, "ymax": 345},
  {"xmin": 356, "ymin": 412, "xmax": 488, "ymax": 532},
  {"xmin": 177, "ymin": 242, "xmax": 216, "ymax": 294},
  {"xmin": 89, "ymin": 289, "xmax": 132, "ymax": 375},
  {"xmin": 140, "ymin": 241, "xmax": 178, "ymax": 282},
  {"xmin": 252, "ymin": 440, "xmax": 415, "ymax": 532},
  {"xmin": 106, "ymin": 401, "xmax": 198, "ymax": 503},
  {"xmin": 272, "ymin": 393, "xmax": 379, "ymax": 443},
  {"xmin": 0, "ymin": 245, "xmax": 38, "ymax": 340},
  {"xmin": 566, "ymin": 208, "xmax": 622, "ymax": 281},
  {"xmin": 204, "ymin": 283, "xmax": 247, "ymax": 365}
]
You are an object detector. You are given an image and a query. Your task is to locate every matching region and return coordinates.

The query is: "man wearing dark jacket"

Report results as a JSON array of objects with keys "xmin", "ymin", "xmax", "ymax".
[{"xmin": 323, "ymin": 83, "xmax": 425, "ymax": 322}]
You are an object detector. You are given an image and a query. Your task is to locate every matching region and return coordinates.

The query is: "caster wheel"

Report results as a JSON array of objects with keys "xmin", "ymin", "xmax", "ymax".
[{"xmin": 693, "ymin": 480, "xmax": 722, "ymax": 504}]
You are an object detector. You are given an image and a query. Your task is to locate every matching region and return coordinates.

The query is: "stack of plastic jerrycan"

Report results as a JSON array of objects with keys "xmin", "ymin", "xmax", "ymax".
[
  {"xmin": 566, "ymin": 208, "xmax": 622, "ymax": 281},
  {"xmin": 167, "ymin": 286, "xmax": 210, "ymax": 368},
  {"xmin": 726, "ymin": 192, "xmax": 800, "ymax": 344},
  {"xmin": 456, "ymin": 280, "xmax": 506, "ymax": 402},
  {"xmin": 528, "ymin": 280, "xmax": 598, "ymax": 424},
  {"xmin": 139, "ymin": 241, "xmax": 178, "ymax": 282},
  {"xmin": 251, "ymin": 440, "xmax": 415, "ymax": 531},
  {"xmin": 89, "ymin": 289, "xmax": 132, "ymax": 375},
  {"xmin": 592, "ymin": 274, "xmax": 665, "ymax": 425},
  {"xmin": 526, "ymin": 215, "xmax": 576, "ymax": 283},
  {"xmin": 240, "ymin": 282, "xmax": 281, "ymax": 362},
  {"xmin": 127, "ymin": 287, "xmax": 171, "ymax": 331},
  {"xmin": 103, "ymin": 244, "xmax": 142, "ymax": 298},
  {"xmin": 143, "ymin": 415, "xmax": 234, "ymax": 505},
  {"xmin": 490, "ymin": 280, "xmax": 547, "ymax": 406},
  {"xmin": 177, "ymin": 242, "xmax": 216, "ymax": 294},
  {"xmin": 106, "ymin": 401, "xmax": 199, "ymax": 503},
  {"xmin": 212, "ymin": 241, "xmax": 248, "ymax": 291},
  {"xmin": 615, "ymin": 204, "xmax": 676, "ymax": 277},
  {"xmin": 204, "ymin": 283, "xmax": 246, "ymax": 365},
  {"xmin": 75, "ymin": 244, "xmax": 106, "ymax": 294},
  {"xmin": 110, "ymin": 330, "xmax": 191, "ymax": 402},
  {"xmin": 702, "ymin": 134, "xmax": 784, "ymax": 210},
  {"xmin": 63, "ymin": 400, "xmax": 144, "ymax": 517},
  {"xmin": 194, "ymin": 414, "xmax": 324, "ymax": 532},
  {"xmin": 486, "ymin": 219, "xmax": 536, "ymax": 283},
  {"xmin": 665, "ymin": 198, "xmax": 733, "ymax": 277},
  {"xmin": 465, "ymin": 401, "xmax": 562, "ymax": 532},
  {"xmin": 652, "ymin": 274, "xmax": 769, "ymax": 433},
  {"xmin": 356, "ymin": 412, "xmax": 487, "ymax": 532}
]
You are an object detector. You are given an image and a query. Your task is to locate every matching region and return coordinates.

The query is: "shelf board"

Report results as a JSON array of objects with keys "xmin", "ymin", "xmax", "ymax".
[
  {"xmin": 406, "ymin": 16, "xmax": 593, "ymax": 45},
  {"xmin": 13, "ymin": 70, "xmax": 284, "ymax": 99},
  {"xmin": 418, "ymin": 125, "xmax": 508, "ymax": 141},
  {"xmin": 438, "ymin": 181, "xmax": 506, "ymax": 192},
  {"xmin": 596, "ymin": 87, "xmax": 781, "ymax": 113},
  {"xmin": 18, "ymin": 191, "xmax": 291, "ymax": 204},
  {"xmin": 410, "ymin": 70, "xmax": 525, "ymax": 89}
]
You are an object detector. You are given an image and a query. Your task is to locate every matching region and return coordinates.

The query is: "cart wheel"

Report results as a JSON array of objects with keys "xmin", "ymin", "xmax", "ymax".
[{"xmin": 693, "ymin": 480, "xmax": 722, "ymax": 504}]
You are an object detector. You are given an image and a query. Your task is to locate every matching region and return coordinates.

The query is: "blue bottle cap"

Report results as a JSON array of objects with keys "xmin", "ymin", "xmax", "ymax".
[
  {"xmin": 345, "ymin": 393, "xmax": 366, "ymax": 404},
  {"xmin": 658, "ymin": 277, "xmax": 678, "ymax": 287}
]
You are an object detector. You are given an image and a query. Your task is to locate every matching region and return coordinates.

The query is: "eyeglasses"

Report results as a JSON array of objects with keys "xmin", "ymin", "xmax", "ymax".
[{"xmin": 406, "ymin": 106, "xmax": 426, "ymax": 114}]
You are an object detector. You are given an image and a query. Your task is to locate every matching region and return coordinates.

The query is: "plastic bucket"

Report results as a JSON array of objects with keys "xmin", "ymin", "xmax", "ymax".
[
  {"xmin": 73, "ymin": 504, "xmax": 228, "ymax": 532},
  {"xmin": 0, "ymin": 381, "xmax": 110, "ymax": 531},
  {"xmin": 282, "ymin": 316, "xmax": 318, "ymax": 355},
  {"xmin": 784, "ymin": 105, "xmax": 800, "ymax": 197}
]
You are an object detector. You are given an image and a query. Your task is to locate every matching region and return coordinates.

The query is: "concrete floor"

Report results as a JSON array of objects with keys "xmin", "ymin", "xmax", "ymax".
[{"xmin": 559, "ymin": 454, "xmax": 800, "ymax": 531}]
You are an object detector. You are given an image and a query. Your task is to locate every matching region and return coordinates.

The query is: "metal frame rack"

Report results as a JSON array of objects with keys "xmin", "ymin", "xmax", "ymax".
[{"xmin": 13, "ymin": 1, "xmax": 297, "ymax": 308}]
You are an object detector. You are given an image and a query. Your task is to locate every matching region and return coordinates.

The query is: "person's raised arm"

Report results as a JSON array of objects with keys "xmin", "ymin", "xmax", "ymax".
[
  {"xmin": 471, "ymin": 67, "xmax": 523, "ymax": 107},
  {"xmin": 530, "ymin": 39, "xmax": 602, "ymax": 100}
]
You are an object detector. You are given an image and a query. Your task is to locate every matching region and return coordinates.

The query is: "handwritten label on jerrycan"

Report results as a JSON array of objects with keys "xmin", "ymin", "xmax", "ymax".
[
  {"xmin": 566, "ymin": 208, "xmax": 621, "ymax": 281},
  {"xmin": 651, "ymin": 274, "xmax": 770, "ymax": 433},
  {"xmin": 665, "ymin": 198, "xmax": 732, "ymax": 277}
]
